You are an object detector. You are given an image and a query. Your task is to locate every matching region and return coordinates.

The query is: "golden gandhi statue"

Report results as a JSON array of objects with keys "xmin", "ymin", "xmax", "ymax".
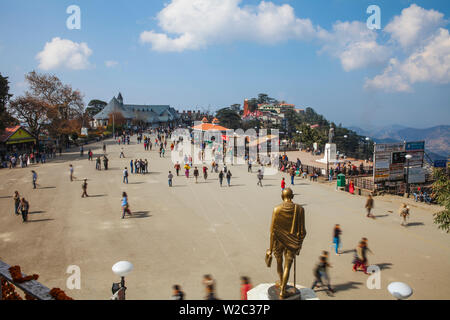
[{"xmin": 266, "ymin": 188, "xmax": 306, "ymax": 299}]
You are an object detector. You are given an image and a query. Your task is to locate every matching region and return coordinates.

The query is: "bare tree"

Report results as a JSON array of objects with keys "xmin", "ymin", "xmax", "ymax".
[
  {"xmin": 8, "ymin": 95, "xmax": 49, "ymax": 142},
  {"xmin": 25, "ymin": 71, "xmax": 85, "ymax": 143}
]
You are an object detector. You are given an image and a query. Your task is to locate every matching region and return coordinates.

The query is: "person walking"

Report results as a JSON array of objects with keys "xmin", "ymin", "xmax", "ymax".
[
  {"xmin": 81, "ymin": 179, "xmax": 88, "ymax": 198},
  {"xmin": 203, "ymin": 166, "xmax": 208, "ymax": 181},
  {"xmin": 352, "ymin": 241, "xmax": 369, "ymax": 274},
  {"xmin": 120, "ymin": 149, "xmax": 125, "ymax": 158},
  {"xmin": 19, "ymin": 197, "xmax": 29, "ymax": 223},
  {"xmin": 281, "ymin": 177, "xmax": 286, "ymax": 190},
  {"xmin": 361, "ymin": 237, "xmax": 373, "ymax": 267},
  {"xmin": 103, "ymin": 143, "xmax": 106, "ymax": 153},
  {"xmin": 219, "ymin": 171, "xmax": 224, "ymax": 187},
  {"xmin": 203, "ymin": 275, "xmax": 218, "ymax": 300},
  {"xmin": 194, "ymin": 167, "xmax": 199, "ymax": 183},
  {"xmin": 69, "ymin": 165, "xmax": 74, "ymax": 182},
  {"xmin": 123, "ymin": 167, "xmax": 129, "ymax": 184},
  {"xmin": 184, "ymin": 164, "xmax": 190, "ymax": 179},
  {"xmin": 13, "ymin": 191, "xmax": 20, "ymax": 215},
  {"xmin": 311, "ymin": 254, "xmax": 335, "ymax": 295},
  {"xmin": 168, "ymin": 171, "xmax": 174, "ymax": 187},
  {"xmin": 365, "ymin": 194, "xmax": 375, "ymax": 219},
  {"xmin": 88, "ymin": 149, "xmax": 93, "ymax": 161},
  {"xmin": 130, "ymin": 160, "xmax": 134, "ymax": 174},
  {"xmin": 240, "ymin": 276, "xmax": 252, "ymax": 300},
  {"xmin": 289, "ymin": 167, "xmax": 295, "ymax": 185},
  {"xmin": 96, "ymin": 157, "xmax": 101, "ymax": 170},
  {"xmin": 257, "ymin": 170, "xmax": 263, "ymax": 187},
  {"xmin": 333, "ymin": 224, "xmax": 342, "ymax": 255},
  {"xmin": 399, "ymin": 203, "xmax": 410, "ymax": 226},
  {"xmin": 226, "ymin": 170, "xmax": 232, "ymax": 187},
  {"xmin": 31, "ymin": 170, "xmax": 37, "ymax": 189},
  {"xmin": 174, "ymin": 162, "xmax": 181, "ymax": 176},
  {"xmin": 171, "ymin": 285, "xmax": 185, "ymax": 300},
  {"xmin": 121, "ymin": 192, "xmax": 132, "ymax": 219},
  {"xmin": 103, "ymin": 155, "xmax": 109, "ymax": 170}
]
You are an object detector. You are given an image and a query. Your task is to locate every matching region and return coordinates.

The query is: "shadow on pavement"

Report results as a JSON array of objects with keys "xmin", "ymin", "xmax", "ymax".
[
  {"xmin": 129, "ymin": 211, "xmax": 151, "ymax": 219},
  {"xmin": 375, "ymin": 263, "xmax": 393, "ymax": 270},
  {"xmin": 333, "ymin": 281, "xmax": 363, "ymax": 292},
  {"xmin": 27, "ymin": 218, "xmax": 54, "ymax": 223},
  {"xmin": 406, "ymin": 222, "xmax": 424, "ymax": 227}
]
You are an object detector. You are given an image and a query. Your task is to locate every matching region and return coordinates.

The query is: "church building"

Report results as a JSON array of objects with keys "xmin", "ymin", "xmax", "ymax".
[{"xmin": 93, "ymin": 93, "xmax": 180, "ymax": 128}]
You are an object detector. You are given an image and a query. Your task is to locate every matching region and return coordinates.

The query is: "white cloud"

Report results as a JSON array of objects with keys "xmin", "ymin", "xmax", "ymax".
[
  {"xmin": 36, "ymin": 37, "xmax": 92, "ymax": 70},
  {"xmin": 318, "ymin": 21, "xmax": 391, "ymax": 71},
  {"xmin": 385, "ymin": 4, "xmax": 446, "ymax": 49},
  {"xmin": 365, "ymin": 28, "xmax": 450, "ymax": 92},
  {"xmin": 105, "ymin": 60, "xmax": 119, "ymax": 68},
  {"xmin": 139, "ymin": 0, "xmax": 317, "ymax": 52}
]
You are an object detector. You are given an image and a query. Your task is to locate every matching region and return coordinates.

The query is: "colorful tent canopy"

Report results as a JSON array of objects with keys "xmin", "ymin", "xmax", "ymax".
[{"xmin": 192, "ymin": 122, "xmax": 229, "ymax": 131}]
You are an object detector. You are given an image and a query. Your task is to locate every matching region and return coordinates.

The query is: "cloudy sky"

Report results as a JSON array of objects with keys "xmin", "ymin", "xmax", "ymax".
[{"xmin": 1, "ymin": 0, "xmax": 449, "ymax": 129}]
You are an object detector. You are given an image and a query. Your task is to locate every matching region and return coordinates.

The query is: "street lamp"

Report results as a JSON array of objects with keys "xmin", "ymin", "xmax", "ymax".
[
  {"xmin": 112, "ymin": 261, "xmax": 133, "ymax": 300},
  {"xmin": 388, "ymin": 282, "xmax": 413, "ymax": 300},
  {"xmin": 405, "ymin": 154, "xmax": 413, "ymax": 198}
]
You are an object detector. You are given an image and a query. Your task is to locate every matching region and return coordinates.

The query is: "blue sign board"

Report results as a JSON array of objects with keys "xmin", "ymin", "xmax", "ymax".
[
  {"xmin": 405, "ymin": 141, "xmax": 425, "ymax": 151},
  {"xmin": 434, "ymin": 160, "xmax": 448, "ymax": 168}
]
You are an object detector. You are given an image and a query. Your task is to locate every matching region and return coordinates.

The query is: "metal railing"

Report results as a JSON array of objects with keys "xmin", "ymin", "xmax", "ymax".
[{"xmin": 0, "ymin": 260, "xmax": 54, "ymax": 300}]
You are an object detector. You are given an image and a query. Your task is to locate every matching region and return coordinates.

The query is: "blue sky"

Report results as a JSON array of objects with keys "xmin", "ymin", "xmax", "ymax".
[{"xmin": 1, "ymin": 0, "xmax": 449, "ymax": 129}]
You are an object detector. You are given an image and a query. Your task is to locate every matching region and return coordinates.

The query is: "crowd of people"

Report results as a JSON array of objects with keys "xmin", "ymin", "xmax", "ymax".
[{"xmin": 4, "ymin": 125, "xmax": 428, "ymax": 301}]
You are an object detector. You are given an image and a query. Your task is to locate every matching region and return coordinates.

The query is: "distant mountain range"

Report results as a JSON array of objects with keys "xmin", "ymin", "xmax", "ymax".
[{"xmin": 348, "ymin": 125, "xmax": 450, "ymax": 161}]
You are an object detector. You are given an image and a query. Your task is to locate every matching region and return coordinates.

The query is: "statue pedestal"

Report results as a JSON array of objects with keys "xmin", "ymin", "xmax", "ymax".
[
  {"xmin": 316, "ymin": 143, "xmax": 340, "ymax": 165},
  {"xmin": 247, "ymin": 283, "xmax": 319, "ymax": 300}
]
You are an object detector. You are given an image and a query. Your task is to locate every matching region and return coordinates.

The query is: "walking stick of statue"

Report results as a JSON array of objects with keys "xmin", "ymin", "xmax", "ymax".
[{"xmin": 294, "ymin": 256, "xmax": 296, "ymax": 293}]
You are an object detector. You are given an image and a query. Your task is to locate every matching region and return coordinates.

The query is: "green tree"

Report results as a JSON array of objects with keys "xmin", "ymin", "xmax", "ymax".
[
  {"xmin": 432, "ymin": 168, "xmax": 450, "ymax": 233},
  {"xmin": 216, "ymin": 108, "xmax": 242, "ymax": 129},
  {"xmin": 0, "ymin": 73, "xmax": 17, "ymax": 131}
]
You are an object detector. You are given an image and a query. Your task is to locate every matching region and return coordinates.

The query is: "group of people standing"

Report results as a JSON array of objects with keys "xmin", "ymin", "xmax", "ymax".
[
  {"xmin": 130, "ymin": 159, "xmax": 149, "ymax": 175},
  {"xmin": 13, "ymin": 191, "xmax": 30, "ymax": 223}
]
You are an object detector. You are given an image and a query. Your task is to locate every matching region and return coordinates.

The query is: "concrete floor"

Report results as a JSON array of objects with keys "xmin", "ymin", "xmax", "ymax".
[{"xmin": 0, "ymin": 137, "xmax": 448, "ymax": 300}]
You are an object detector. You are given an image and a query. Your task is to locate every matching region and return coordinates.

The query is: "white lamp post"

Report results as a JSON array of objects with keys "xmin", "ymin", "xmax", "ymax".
[
  {"xmin": 405, "ymin": 154, "xmax": 413, "ymax": 198},
  {"xmin": 388, "ymin": 282, "xmax": 413, "ymax": 300},
  {"xmin": 112, "ymin": 261, "xmax": 133, "ymax": 300}
]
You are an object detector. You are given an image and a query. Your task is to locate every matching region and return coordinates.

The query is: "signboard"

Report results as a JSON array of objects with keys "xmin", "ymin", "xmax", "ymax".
[
  {"xmin": 373, "ymin": 141, "xmax": 425, "ymax": 183},
  {"xmin": 434, "ymin": 160, "xmax": 448, "ymax": 168},
  {"xmin": 406, "ymin": 141, "xmax": 425, "ymax": 151},
  {"xmin": 5, "ymin": 128, "xmax": 36, "ymax": 145},
  {"xmin": 392, "ymin": 152, "xmax": 406, "ymax": 164},
  {"xmin": 408, "ymin": 167, "xmax": 426, "ymax": 184},
  {"xmin": 406, "ymin": 150, "xmax": 424, "ymax": 167}
]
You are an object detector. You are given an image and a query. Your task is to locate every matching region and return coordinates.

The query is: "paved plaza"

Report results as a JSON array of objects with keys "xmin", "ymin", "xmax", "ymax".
[{"xmin": 0, "ymin": 137, "xmax": 449, "ymax": 300}]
